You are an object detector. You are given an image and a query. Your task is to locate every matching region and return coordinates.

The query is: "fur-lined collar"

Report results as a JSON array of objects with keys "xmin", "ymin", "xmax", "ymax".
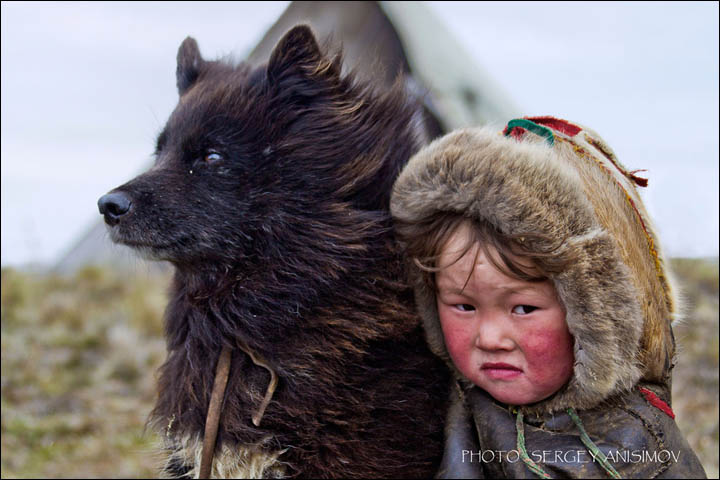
[{"xmin": 390, "ymin": 117, "xmax": 679, "ymax": 414}]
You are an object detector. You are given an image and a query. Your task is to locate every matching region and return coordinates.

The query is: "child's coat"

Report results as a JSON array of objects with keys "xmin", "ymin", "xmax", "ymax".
[{"xmin": 391, "ymin": 117, "xmax": 706, "ymax": 478}]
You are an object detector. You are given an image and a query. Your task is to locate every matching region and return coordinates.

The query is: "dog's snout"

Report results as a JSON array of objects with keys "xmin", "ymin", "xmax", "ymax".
[{"xmin": 98, "ymin": 191, "xmax": 132, "ymax": 225}]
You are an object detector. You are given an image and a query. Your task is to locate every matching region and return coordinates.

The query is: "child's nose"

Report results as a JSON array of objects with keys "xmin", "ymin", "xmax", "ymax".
[{"xmin": 474, "ymin": 316, "xmax": 514, "ymax": 351}]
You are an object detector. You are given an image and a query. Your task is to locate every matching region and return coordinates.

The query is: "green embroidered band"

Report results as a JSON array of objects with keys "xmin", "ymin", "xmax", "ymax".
[{"xmin": 504, "ymin": 118, "xmax": 555, "ymax": 146}]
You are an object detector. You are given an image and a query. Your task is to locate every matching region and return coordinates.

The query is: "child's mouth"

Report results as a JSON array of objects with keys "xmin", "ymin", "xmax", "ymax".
[{"xmin": 481, "ymin": 362, "xmax": 523, "ymax": 380}]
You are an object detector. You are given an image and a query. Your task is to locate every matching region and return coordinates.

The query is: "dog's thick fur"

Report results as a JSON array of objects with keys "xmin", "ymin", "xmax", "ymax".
[{"xmin": 100, "ymin": 26, "xmax": 448, "ymax": 478}]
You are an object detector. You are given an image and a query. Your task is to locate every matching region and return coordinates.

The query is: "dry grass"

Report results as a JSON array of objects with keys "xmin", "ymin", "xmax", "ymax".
[
  {"xmin": 1, "ymin": 265, "xmax": 170, "ymax": 478},
  {"xmin": 670, "ymin": 258, "xmax": 719, "ymax": 478},
  {"xmin": 1, "ymin": 259, "xmax": 717, "ymax": 477}
]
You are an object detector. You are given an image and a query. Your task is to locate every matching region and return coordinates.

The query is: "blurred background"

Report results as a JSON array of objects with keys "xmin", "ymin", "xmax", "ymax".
[{"xmin": 2, "ymin": 1, "xmax": 718, "ymax": 477}]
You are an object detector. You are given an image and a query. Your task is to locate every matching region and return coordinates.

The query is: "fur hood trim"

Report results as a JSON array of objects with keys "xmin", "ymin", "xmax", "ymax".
[{"xmin": 390, "ymin": 117, "xmax": 679, "ymax": 414}]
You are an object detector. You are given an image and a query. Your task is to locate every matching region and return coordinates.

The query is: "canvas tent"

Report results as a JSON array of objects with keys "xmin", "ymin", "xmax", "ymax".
[{"xmin": 55, "ymin": 1, "xmax": 518, "ymax": 273}]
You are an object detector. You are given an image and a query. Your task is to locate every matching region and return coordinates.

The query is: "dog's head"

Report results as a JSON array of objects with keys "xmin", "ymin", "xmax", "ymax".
[{"xmin": 99, "ymin": 25, "xmax": 422, "ymax": 269}]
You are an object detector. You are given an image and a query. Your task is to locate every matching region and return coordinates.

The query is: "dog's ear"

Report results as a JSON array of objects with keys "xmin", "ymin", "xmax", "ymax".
[
  {"xmin": 266, "ymin": 25, "xmax": 340, "ymax": 96},
  {"xmin": 176, "ymin": 37, "xmax": 204, "ymax": 96}
]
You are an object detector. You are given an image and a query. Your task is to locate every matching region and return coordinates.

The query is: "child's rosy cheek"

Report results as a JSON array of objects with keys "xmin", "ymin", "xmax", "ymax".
[
  {"xmin": 442, "ymin": 324, "xmax": 467, "ymax": 350},
  {"xmin": 440, "ymin": 322, "xmax": 473, "ymax": 360},
  {"xmin": 522, "ymin": 330, "xmax": 568, "ymax": 364},
  {"xmin": 521, "ymin": 327, "xmax": 575, "ymax": 383}
]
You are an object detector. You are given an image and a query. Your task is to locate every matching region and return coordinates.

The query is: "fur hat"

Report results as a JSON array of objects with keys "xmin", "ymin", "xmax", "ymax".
[{"xmin": 390, "ymin": 116, "xmax": 679, "ymax": 414}]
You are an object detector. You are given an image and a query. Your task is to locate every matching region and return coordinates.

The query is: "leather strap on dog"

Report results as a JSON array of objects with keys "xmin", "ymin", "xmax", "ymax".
[
  {"xmin": 198, "ymin": 342, "xmax": 279, "ymax": 478},
  {"xmin": 199, "ymin": 346, "xmax": 232, "ymax": 479},
  {"xmin": 236, "ymin": 339, "xmax": 279, "ymax": 427}
]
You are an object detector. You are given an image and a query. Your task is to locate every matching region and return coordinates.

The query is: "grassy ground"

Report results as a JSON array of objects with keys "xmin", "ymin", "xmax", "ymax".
[
  {"xmin": 1, "ymin": 265, "xmax": 169, "ymax": 478},
  {"xmin": 668, "ymin": 258, "xmax": 719, "ymax": 478},
  {"xmin": 1, "ymin": 259, "xmax": 718, "ymax": 478}
]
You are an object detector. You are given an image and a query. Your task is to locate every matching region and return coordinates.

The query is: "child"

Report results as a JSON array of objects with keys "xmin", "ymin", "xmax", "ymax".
[{"xmin": 390, "ymin": 117, "xmax": 707, "ymax": 478}]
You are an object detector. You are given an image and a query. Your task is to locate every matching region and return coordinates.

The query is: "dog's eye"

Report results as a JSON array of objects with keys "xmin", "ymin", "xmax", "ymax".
[{"xmin": 203, "ymin": 151, "xmax": 223, "ymax": 164}]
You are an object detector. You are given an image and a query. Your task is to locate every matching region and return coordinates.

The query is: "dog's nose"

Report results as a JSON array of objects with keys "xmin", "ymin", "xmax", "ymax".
[{"xmin": 98, "ymin": 192, "xmax": 132, "ymax": 225}]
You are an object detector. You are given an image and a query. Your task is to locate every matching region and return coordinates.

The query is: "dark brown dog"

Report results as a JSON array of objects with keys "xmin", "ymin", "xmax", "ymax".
[{"xmin": 98, "ymin": 25, "xmax": 448, "ymax": 478}]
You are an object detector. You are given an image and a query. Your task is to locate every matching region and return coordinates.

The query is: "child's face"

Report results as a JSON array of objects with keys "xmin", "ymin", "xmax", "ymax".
[{"xmin": 435, "ymin": 225, "xmax": 574, "ymax": 405}]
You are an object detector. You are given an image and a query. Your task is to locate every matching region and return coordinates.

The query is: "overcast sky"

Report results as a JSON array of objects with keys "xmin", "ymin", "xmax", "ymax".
[{"xmin": 1, "ymin": 1, "xmax": 718, "ymax": 268}]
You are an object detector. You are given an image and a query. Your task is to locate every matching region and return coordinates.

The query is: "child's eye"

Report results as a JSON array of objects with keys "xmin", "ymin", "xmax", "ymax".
[
  {"xmin": 454, "ymin": 304, "xmax": 476, "ymax": 312},
  {"xmin": 512, "ymin": 305, "xmax": 538, "ymax": 315}
]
